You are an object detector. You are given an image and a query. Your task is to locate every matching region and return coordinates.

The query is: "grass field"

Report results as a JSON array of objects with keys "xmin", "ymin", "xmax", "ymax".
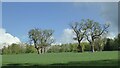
[{"xmin": 2, "ymin": 51, "xmax": 119, "ymax": 68}]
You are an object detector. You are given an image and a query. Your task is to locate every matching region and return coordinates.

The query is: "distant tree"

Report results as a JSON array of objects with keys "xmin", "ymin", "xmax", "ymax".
[
  {"xmin": 47, "ymin": 45, "xmax": 60, "ymax": 53},
  {"xmin": 0, "ymin": 49, "xmax": 2, "ymax": 55},
  {"xmin": 10, "ymin": 43, "xmax": 24, "ymax": 54},
  {"xmin": 69, "ymin": 43, "xmax": 74, "ymax": 52},
  {"xmin": 60, "ymin": 44, "xmax": 71, "ymax": 52},
  {"xmin": 84, "ymin": 19, "xmax": 110, "ymax": 52},
  {"xmin": 117, "ymin": 33, "xmax": 120, "ymax": 50},
  {"xmin": 47, "ymin": 43, "xmax": 78, "ymax": 53},
  {"xmin": 104, "ymin": 38, "xmax": 114, "ymax": 51},
  {"xmin": 2, "ymin": 46, "xmax": 8, "ymax": 54},
  {"xmin": 110, "ymin": 33, "xmax": 120, "ymax": 51},
  {"xmin": 2, "ymin": 43, "xmax": 25, "ymax": 54},
  {"xmin": 81, "ymin": 42, "xmax": 90, "ymax": 51},
  {"xmin": 7, "ymin": 45, "xmax": 12, "ymax": 54},
  {"xmin": 80, "ymin": 42, "xmax": 89, "ymax": 52},
  {"xmin": 26, "ymin": 45, "xmax": 36, "ymax": 53},
  {"xmin": 114, "ymin": 33, "xmax": 120, "ymax": 50},
  {"xmin": 94, "ymin": 37, "xmax": 107, "ymax": 51}
]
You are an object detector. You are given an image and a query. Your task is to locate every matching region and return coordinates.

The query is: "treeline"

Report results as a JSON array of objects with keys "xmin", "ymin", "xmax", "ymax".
[
  {"xmin": 104, "ymin": 38, "xmax": 120, "ymax": 51},
  {"xmin": 2, "ymin": 44, "xmax": 37, "ymax": 54},
  {"xmin": 2, "ymin": 34, "xmax": 119, "ymax": 54},
  {"xmin": 48, "ymin": 37, "xmax": 119, "ymax": 53},
  {"xmin": 47, "ymin": 43, "xmax": 89, "ymax": 53}
]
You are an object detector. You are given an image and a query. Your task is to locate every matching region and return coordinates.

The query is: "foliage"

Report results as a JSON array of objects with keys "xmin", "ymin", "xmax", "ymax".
[
  {"xmin": 2, "ymin": 43, "xmax": 37, "ymax": 55},
  {"xmin": 25, "ymin": 45, "xmax": 37, "ymax": 53},
  {"xmin": 47, "ymin": 45, "xmax": 61, "ymax": 53},
  {"xmin": 81, "ymin": 42, "xmax": 90, "ymax": 51},
  {"xmin": 28, "ymin": 28, "xmax": 54, "ymax": 54},
  {"xmin": 104, "ymin": 38, "xmax": 119, "ymax": 51},
  {"xmin": 2, "ymin": 44, "xmax": 22, "ymax": 54},
  {"xmin": 47, "ymin": 43, "xmax": 78, "ymax": 53}
]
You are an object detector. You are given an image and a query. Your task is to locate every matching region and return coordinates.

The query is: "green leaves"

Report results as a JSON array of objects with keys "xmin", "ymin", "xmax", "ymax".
[
  {"xmin": 28, "ymin": 28, "xmax": 54, "ymax": 48},
  {"xmin": 28, "ymin": 28, "xmax": 54, "ymax": 54}
]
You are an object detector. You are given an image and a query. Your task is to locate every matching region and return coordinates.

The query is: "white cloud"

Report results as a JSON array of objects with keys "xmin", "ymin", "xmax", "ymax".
[
  {"xmin": 60, "ymin": 28, "xmax": 77, "ymax": 44},
  {"xmin": 0, "ymin": 28, "xmax": 21, "ymax": 49}
]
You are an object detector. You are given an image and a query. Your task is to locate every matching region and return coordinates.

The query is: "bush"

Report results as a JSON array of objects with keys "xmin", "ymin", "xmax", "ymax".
[
  {"xmin": 47, "ymin": 45, "xmax": 61, "ymax": 53},
  {"xmin": 2, "ymin": 44, "xmax": 24, "ymax": 54},
  {"xmin": 81, "ymin": 42, "xmax": 90, "ymax": 51},
  {"xmin": 25, "ymin": 45, "xmax": 37, "ymax": 53}
]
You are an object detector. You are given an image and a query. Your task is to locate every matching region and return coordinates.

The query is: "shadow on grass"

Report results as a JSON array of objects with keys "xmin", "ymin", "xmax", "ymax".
[{"xmin": 2, "ymin": 59, "xmax": 119, "ymax": 68}]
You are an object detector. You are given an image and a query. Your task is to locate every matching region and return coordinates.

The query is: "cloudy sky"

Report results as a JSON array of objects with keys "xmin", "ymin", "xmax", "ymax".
[{"xmin": 0, "ymin": 2, "xmax": 118, "ymax": 47}]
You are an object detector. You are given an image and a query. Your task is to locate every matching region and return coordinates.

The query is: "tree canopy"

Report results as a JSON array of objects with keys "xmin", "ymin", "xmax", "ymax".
[{"xmin": 28, "ymin": 28, "xmax": 54, "ymax": 54}]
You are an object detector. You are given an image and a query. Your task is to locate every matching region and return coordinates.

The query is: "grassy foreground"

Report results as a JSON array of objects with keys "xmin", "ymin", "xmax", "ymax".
[{"xmin": 2, "ymin": 51, "xmax": 118, "ymax": 67}]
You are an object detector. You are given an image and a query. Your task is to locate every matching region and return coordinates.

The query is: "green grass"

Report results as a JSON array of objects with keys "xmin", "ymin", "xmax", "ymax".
[{"xmin": 2, "ymin": 51, "xmax": 118, "ymax": 66}]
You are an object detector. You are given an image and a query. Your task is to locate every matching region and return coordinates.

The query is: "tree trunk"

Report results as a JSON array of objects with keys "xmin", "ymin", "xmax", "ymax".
[
  {"xmin": 34, "ymin": 41, "xmax": 37, "ymax": 49},
  {"xmin": 40, "ymin": 48, "xmax": 43, "ymax": 54},
  {"xmin": 99, "ymin": 45, "xmax": 103, "ymax": 51},
  {"xmin": 34, "ymin": 42, "xmax": 40, "ymax": 54},
  {"xmin": 91, "ymin": 45, "xmax": 95, "ymax": 52},
  {"xmin": 91, "ymin": 42, "xmax": 95, "ymax": 52},
  {"xmin": 36, "ymin": 48, "xmax": 40, "ymax": 54},
  {"xmin": 44, "ymin": 47, "xmax": 46, "ymax": 53},
  {"xmin": 77, "ymin": 44, "xmax": 83, "ymax": 52}
]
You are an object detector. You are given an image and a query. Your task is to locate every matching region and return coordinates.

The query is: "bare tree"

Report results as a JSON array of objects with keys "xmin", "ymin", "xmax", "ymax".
[
  {"xmin": 84, "ymin": 19, "xmax": 110, "ymax": 52},
  {"xmin": 28, "ymin": 28, "xmax": 41, "ymax": 54},
  {"xmin": 40, "ymin": 29, "xmax": 54, "ymax": 53},
  {"xmin": 70, "ymin": 22, "xmax": 86, "ymax": 52}
]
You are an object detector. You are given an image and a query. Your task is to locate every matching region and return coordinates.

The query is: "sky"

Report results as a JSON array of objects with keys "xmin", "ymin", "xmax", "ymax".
[
  {"xmin": 1, "ymin": 0, "xmax": 119, "ymax": 2},
  {"xmin": 0, "ymin": 2, "xmax": 118, "ymax": 47}
]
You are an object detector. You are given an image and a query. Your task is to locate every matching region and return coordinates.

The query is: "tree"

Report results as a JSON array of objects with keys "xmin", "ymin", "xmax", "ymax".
[
  {"xmin": 2, "ymin": 43, "xmax": 25, "ymax": 54},
  {"xmin": 2, "ymin": 46, "xmax": 8, "ymax": 54},
  {"xmin": 84, "ymin": 19, "xmax": 110, "ymax": 52},
  {"xmin": 40, "ymin": 29, "xmax": 54, "ymax": 53},
  {"xmin": 70, "ymin": 22, "xmax": 86, "ymax": 52},
  {"xmin": 81, "ymin": 42, "xmax": 90, "ymax": 51},
  {"xmin": 117, "ymin": 33, "xmax": 120, "ymax": 50},
  {"xmin": 28, "ymin": 28, "xmax": 41, "ymax": 54},
  {"xmin": 115, "ymin": 33, "xmax": 120, "ymax": 50},
  {"xmin": 28, "ymin": 28, "xmax": 54, "ymax": 54},
  {"xmin": 26, "ymin": 45, "xmax": 36, "ymax": 53},
  {"xmin": 47, "ymin": 45, "xmax": 60, "ymax": 53},
  {"xmin": 104, "ymin": 38, "xmax": 114, "ymax": 51},
  {"xmin": 94, "ymin": 36, "xmax": 107, "ymax": 51},
  {"xmin": 60, "ymin": 44, "xmax": 71, "ymax": 52}
]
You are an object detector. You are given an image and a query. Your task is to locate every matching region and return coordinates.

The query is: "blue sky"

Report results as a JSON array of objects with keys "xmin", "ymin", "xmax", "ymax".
[{"xmin": 2, "ymin": 2, "xmax": 118, "ymax": 44}]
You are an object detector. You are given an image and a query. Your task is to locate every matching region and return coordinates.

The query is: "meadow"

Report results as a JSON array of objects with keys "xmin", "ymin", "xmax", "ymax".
[{"xmin": 2, "ymin": 51, "xmax": 118, "ymax": 68}]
